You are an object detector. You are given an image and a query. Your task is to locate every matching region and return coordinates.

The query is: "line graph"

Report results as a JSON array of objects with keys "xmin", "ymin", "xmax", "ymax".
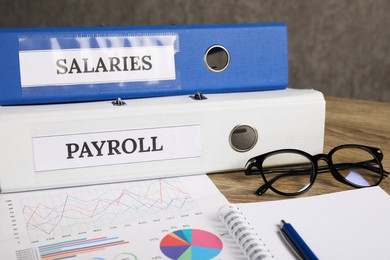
[{"xmin": 21, "ymin": 178, "xmax": 200, "ymax": 241}]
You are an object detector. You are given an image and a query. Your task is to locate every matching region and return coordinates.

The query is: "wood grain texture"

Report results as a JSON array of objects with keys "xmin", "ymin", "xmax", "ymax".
[{"xmin": 208, "ymin": 97, "xmax": 390, "ymax": 202}]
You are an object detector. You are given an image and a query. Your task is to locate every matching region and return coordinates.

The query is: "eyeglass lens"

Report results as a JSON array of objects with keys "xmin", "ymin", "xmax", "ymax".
[
  {"xmin": 331, "ymin": 147, "xmax": 381, "ymax": 187},
  {"xmin": 262, "ymin": 153, "xmax": 314, "ymax": 194}
]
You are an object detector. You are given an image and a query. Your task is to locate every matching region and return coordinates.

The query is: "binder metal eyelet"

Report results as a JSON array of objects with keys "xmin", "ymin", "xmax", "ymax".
[
  {"xmin": 229, "ymin": 124, "xmax": 258, "ymax": 152},
  {"xmin": 204, "ymin": 45, "xmax": 230, "ymax": 72}
]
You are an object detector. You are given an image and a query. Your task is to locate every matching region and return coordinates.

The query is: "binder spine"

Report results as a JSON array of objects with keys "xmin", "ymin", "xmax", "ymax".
[{"xmin": 219, "ymin": 205, "xmax": 273, "ymax": 260}]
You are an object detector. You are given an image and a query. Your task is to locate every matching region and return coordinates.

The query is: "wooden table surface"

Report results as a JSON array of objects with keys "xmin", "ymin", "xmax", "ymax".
[{"xmin": 208, "ymin": 97, "xmax": 390, "ymax": 203}]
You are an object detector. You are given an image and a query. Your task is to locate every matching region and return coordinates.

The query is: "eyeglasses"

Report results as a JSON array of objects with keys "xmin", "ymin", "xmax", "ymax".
[{"xmin": 245, "ymin": 144, "xmax": 389, "ymax": 196}]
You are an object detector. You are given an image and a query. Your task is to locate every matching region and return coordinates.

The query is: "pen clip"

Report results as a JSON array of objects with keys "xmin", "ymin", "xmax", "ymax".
[{"xmin": 279, "ymin": 229, "xmax": 304, "ymax": 260}]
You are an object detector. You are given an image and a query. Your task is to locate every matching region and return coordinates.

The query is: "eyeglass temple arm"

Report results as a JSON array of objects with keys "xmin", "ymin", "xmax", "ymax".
[
  {"xmin": 261, "ymin": 159, "xmax": 386, "ymax": 182},
  {"xmin": 255, "ymin": 169, "xmax": 314, "ymax": 195},
  {"xmin": 253, "ymin": 159, "xmax": 386, "ymax": 176},
  {"xmin": 317, "ymin": 160, "xmax": 389, "ymax": 177}
]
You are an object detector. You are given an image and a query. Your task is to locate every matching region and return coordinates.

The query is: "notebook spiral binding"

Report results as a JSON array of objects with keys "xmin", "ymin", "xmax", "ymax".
[{"xmin": 219, "ymin": 205, "xmax": 274, "ymax": 260}]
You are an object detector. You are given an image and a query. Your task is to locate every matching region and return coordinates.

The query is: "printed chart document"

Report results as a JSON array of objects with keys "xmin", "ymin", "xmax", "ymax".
[
  {"xmin": 2, "ymin": 173, "xmax": 389, "ymax": 260},
  {"xmin": 0, "ymin": 175, "xmax": 246, "ymax": 260},
  {"xmin": 236, "ymin": 186, "xmax": 390, "ymax": 260}
]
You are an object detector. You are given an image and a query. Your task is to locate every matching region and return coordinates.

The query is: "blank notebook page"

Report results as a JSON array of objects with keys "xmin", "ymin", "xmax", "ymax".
[{"xmin": 237, "ymin": 186, "xmax": 390, "ymax": 260}]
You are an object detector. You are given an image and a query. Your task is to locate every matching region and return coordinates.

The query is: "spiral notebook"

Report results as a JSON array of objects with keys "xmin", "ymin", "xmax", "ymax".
[
  {"xmin": 230, "ymin": 186, "xmax": 390, "ymax": 259},
  {"xmin": 219, "ymin": 204, "xmax": 274, "ymax": 259}
]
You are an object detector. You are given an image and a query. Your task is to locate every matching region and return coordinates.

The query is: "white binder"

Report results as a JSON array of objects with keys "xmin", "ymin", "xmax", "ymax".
[{"xmin": 0, "ymin": 89, "xmax": 325, "ymax": 193}]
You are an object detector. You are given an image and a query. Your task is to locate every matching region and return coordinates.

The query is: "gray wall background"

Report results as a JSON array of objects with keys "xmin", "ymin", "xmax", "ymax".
[{"xmin": 1, "ymin": 0, "xmax": 389, "ymax": 102}]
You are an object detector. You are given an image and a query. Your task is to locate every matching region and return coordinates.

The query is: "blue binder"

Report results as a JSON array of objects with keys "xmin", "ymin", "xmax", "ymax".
[{"xmin": 0, "ymin": 23, "xmax": 288, "ymax": 105}]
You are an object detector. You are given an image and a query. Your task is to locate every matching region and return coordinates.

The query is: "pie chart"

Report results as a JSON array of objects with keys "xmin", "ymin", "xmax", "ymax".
[{"xmin": 160, "ymin": 229, "xmax": 223, "ymax": 259}]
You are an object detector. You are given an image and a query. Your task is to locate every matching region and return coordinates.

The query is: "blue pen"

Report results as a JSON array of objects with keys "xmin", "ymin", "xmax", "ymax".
[{"xmin": 279, "ymin": 220, "xmax": 318, "ymax": 260}]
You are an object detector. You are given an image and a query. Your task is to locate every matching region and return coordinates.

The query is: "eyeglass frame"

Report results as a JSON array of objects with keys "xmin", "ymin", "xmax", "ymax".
[{"xmin": 245, "ymin": 144, "xmax": 389, "ymax": 196}]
